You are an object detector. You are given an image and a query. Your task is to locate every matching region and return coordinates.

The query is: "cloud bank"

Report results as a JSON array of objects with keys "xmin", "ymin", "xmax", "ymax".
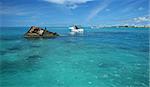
[
  {"xmin": 122, "ymin": 16, "xmax": 150, "ymax": 25},
  {"xmin": 43, "ymin": 0, "xmax": 93, "ymax": 9},
  {"xmin": 133, "ymin": 16, "xmax": 150, "ymax": 23}
]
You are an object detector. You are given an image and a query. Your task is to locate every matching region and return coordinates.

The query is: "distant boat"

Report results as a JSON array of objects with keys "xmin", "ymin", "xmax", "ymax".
[{"xmin": 69, "ymin": 25, "xmax": 84, "ymax": 33}]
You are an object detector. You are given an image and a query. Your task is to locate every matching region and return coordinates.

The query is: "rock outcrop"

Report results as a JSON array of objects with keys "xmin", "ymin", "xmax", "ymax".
[{"xmin": 24, "ymin": 26, "xmax": 59, "ymax": 38}]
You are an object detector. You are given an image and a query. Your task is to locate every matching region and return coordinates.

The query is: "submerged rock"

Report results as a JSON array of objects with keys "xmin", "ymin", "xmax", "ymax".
[{"xmin": 24, "ymin": 26, "xmax": 59, "ymax": 38}]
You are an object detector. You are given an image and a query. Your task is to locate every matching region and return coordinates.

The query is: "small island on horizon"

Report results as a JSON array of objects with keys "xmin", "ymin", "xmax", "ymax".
[{"xmin": 90, "ymin": 25, "xmax": 150, "ymax": 29}]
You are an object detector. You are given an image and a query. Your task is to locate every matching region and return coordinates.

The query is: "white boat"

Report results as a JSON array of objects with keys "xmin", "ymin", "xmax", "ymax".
[{"xmin": 69, "ymin": 26, "xmax": 84, "ymax": 33}]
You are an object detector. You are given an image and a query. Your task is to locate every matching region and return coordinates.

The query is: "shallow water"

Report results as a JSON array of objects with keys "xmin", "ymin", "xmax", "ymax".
[{"xmin": 0, "ymin": 27, "xmax": 149, "ymax": 87}]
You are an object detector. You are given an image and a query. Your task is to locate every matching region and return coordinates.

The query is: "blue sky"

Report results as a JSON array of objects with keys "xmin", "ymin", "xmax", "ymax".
[{"xmin": 0, "ymin": 0, "xmax": 149, "ymax": 27}]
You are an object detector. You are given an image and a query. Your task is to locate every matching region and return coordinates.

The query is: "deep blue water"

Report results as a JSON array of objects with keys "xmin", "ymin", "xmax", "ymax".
[{"xmin": 0, "ymin": 27, "xmax": 149, "ymax": 87}]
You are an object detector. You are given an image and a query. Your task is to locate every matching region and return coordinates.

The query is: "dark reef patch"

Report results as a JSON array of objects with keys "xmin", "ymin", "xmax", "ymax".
[
  {"xmin": 117, "ymin": 46, "xmax": 131, "ymax": 50},
  {"xmin": 97, "ymin": 60, "xmax": 123, "ymax": 69},
  {"xmin": 26, "ymin": 55, "xmax": 42, "ymax": 63},
  {"xmin": 138, "ymin": 48, "xmax": 149, "ymax": 52},
  {"xmin": 7, "ymin": 47, "xmax": 22, "ymax": 51},
  {"xmin": 30, "ymin": 45, "xmax": 41, "ymax": 48},
  {"xmin": 0, "ymin": 36, "xmax": 21, "ymax": 41},
  {"xmin": 0, "ymin": 50, "xmax": 8, "ymax": 55},
  {"xmin": 0, "ymin": 55, "xmax": 42, "ymax": 74}
]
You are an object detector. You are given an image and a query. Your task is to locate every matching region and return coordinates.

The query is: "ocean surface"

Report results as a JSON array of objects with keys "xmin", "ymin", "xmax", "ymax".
[{"xmin": 0, "ymin": 27, "xmax": 149, "ymax": 87}]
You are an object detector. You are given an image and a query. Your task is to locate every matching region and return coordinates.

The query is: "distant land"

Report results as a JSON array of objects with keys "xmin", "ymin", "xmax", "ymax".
[
  {"xmin": 1, "ymin": 25, "xmax": 150, "ymax": 28},
  {"xmin": 90, "ymin": 25, "xmax": 150, "ymax": 29}
]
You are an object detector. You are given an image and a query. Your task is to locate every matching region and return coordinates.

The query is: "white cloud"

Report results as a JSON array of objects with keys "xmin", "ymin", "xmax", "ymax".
[
  {"xmin": 44, "ymin": 0, "xmax": 93, "ymax": 4},
  {"xmin": 138, "ymin": 7, "xmax": 144, "ymax": 11},
  {"xmin": 133, "ymin": 16, "xmax": 150, "ymax": 23},
  {"xmin": 105, "ymin": 8, "xmax": 110, "ymax": 11},
  {"xmin": 122, "ymin": 0, "xmax": 145, "ymax": 13},
  {"xmin": 122, "ymin": 16, "xmax": 150, "ymax": 25},
  {"xmin": 68, "ymin": 4, "xmax": 78, "ymax": 9},
  {"xmin": 86, "ymin": 0, "xmax": 111, "ymax": 22},
  {"xmin": 43, "ymin": 0, "xmax": 93, "ymax": 9}
]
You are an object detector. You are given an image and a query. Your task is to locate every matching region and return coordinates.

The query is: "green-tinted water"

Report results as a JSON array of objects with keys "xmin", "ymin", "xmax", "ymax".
[{"xmin": 0, "ymin": 27, "xmax": 149, "ymax": 87}]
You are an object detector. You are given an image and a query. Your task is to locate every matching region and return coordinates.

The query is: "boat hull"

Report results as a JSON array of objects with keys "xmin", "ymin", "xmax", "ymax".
[{"xmin": 69, "ymin": 27, "xmax": 84, "ymax": 32}]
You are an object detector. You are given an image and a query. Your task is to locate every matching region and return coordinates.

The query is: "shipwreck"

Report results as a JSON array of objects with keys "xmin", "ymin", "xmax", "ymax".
[{"xmin": 24, "ymin": 26, "xmax": 59, "ymax": 38}]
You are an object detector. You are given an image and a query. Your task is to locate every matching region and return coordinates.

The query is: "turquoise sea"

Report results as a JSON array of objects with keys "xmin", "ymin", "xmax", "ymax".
[{"xmin": 0, "ymin": 27, "xmax": 149, "ymax": 87}]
